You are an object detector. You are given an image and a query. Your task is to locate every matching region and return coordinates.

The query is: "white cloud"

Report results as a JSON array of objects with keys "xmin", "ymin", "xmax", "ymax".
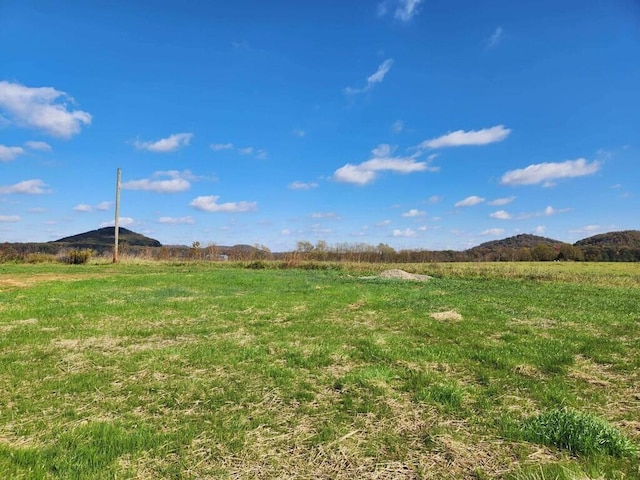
[
  {"xmin": 211, "ymin": 142, "xmax": 234, "ymax": 151},
  {"xmin": 500, "ymin": 158, "xmax": 600, "ymax": 186},
  {"xmin": 393, "ymin": 228, "xmax": 417, "ymax": 237},
  {"xmin": 490, "ymin": 210, "xmax": 512, "ymax": 220},
  {"xmin": 344, "ymin": 59, "xmax": 394, "ymax": 95},
  {"xmin": 0, "ymin": 81, "xmax": 92, "ymax": 138},
  {"xmin": 487, "ymin": 27, "xmax": 503, "ymax": 48},
  {"xmin": 395, "ymin": 0, "xmax": 423, "ymax": 21},
  {"xmin": 401, "ymin": 209, "xmax": 426, "ymax": 217},
  {"xmin": 288, "ymin": 181, "xmax": 318, "ymax": 190},
  {"xmin": 0, "ymin": 145, "xmax": 25, "ymax": 162},
  {"xmin": 0, "ymin": 179, "xmax": 50, "ymax": 195},
  {"xmin": 122, "ymin": 170, "xmax": 192, "ymax": 193},
  {"xmin": 190, "ymin": 195, "xmax": 257, "ymax": 213},
  {"xmin": 238, "ymin": 147, "xmax": 254, "ymax": 155},
  {"xmin": 255, "ymin": 149, "xmax": 268, "ymax": 160},
  {"xmin": 311, "ymin": 212, "xmax": 339, "ymax": 219},
  {"xmin": 376, "ymin": 220, "xmax": 392, "ymax": 226},
  {"xmin": 333, "ymin": 144, "xmax": 431, "ymax": 185},
  {"xmin": 480, "ymin": 228, "xmax": 505, "ymax": 236},
  {"xmin": 95, "ymin": 201, "xmax": 111, "ymax": 211},
  {"xmin": 422, "ymin": 125, "xmax": 511, "ymax": 149},
  {"xmin": 292, "ymin": 128, "xmax": 306, "ymax": 138},
  {"xmin": 134, "ymin": 133, "xmax": 193, "ymax": 152},
  {"xmin": 488, "ymin": 196, "xmax": 515, "ymax": 206},
  {"xmin": 0, "ymin": 215, "xmax": 20, "ymax": 222},
  {"xmin": 392, "ymin": 120, "xmax": 404, "ymax": 133},
  {"xmin": 427, "ymin": 195, "xmax": 442, "ymax": 204},
  {"xmin": 158, "ymin": 216, "xmax": 195, "ymax": 225},
  {"xmin": 25, "ymin": 141, "xmax": 52, "ymax": 151},
  {"xmin": 569, "ymin": 225, "xmax": 602, "ymax": 234},
  {"xmin": 73, "ymin": 204, "xmax": 93, "ymax": 212},
  {"xmin": 100, "ymin": 217, "xmax": 135, "ymax": 228},
  {"xmin": 455, "ymin": 195, "xmax": 485, "ymax": 207},
  {"xmin": 281, "ymin": 229, "xmax": 291, "ymax": 236},
  {"xmin": 533, "ymin": 226, "xmax": 547, "ymax": 235}
]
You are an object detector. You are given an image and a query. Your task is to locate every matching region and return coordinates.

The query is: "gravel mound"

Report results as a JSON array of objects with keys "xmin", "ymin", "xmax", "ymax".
[{"xmin": 377, "ymin": 269, "xmax": 433, "ymax": 281}]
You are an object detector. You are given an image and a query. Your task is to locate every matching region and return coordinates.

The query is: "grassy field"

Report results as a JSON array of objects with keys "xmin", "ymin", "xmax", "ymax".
[{"xmin": 0, "ymin": 261, "xmax": 638, "ymax": 479}]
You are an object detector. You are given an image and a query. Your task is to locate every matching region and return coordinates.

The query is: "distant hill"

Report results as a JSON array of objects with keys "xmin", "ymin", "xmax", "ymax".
[
  {"xmin": 574, "ymin": 230, "xmax": 640, "ymax": 249},
  {"xmin": 470, "ymin": 234, "xmax": 566, "ymax": 251},
  {"xmin": 52, "ymin": 227, "xmax": 162, "ymax": 248}
]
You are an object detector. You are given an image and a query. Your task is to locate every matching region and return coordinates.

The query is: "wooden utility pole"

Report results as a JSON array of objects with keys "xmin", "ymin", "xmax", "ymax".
[{"xmin": 113, "ymin": 168, "xmax": 121, "ymax": 263}]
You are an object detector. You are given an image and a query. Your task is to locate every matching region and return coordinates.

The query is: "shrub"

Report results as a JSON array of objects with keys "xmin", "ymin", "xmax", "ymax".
[
  {"xmin": 24, "ymin": 253, "xmax": 57, "ymax": 264},
  {"xmin": 520, "ymin": 409, "xmax": 637, "ymax": 457},
  {"xmin": 59, "ymin": 249, "xmax": 93, "ymax": 265}
]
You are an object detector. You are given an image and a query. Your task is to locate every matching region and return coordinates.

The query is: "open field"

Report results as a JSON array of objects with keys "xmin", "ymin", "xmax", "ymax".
[{"xmin": 0, "ymin": 262, "xmax": 638, "ymax": 479}]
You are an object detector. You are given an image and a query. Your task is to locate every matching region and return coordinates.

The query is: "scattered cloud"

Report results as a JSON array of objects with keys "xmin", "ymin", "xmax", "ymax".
[
  {"xmin": 134, "ymin": 133, "xmax": 193, "ymax": 153},
  {"xmin": 376, "ymin": 220, "xmax": 392, "ymax": 227},
  {"xmin": 0, "ymin": 81, "xmax": 92, "ymax": 138},
  {"xmin": 211, "ymin": 142, "xmax": 234, "ymax": 151},
  {"xmin": 0, "ymin": 145, "xmax": 25, "ymax": 162},
  {"xmin": 500, "ymin": 158, "xmax": 600, "ymax": 186},
  {"xmin": 0, "ymin": 179, "xmax": 50, "ymax": 195},
  {"xmin": 421, "ymin": 125, "xmax": 511, "ymax": 149},
  {"xmin": 344, "ymin": 59, "xmax": 394, "ymax": 95},
  {"xmin": 238, "ymin": 147, "xmax": 254, "ymax": 155},
  {"xmin": 25, "ymin": 141, "xmax": 52, "ymax": 151},
  {"xmin": 427, "ymin": 195, "xmax": 442, "ymax": 204},
  {"xmin": 73, "ymin": 204, "xmax": 93, "ymax": 212},
  {"xmin": 488, "ymin": 196, "xmax": 515, "ymax": 206},
  {"xmin": 392, "ymin": 228, "xmax": 417, "ymax": 237},
  {"xmin": 73, "ymin": 201, "xmax": 111, "ymax": 212},
  {"xmin": 533, "ymin": 226, "xmax": 546, "ymax": 235},
  {"xmin": 190, "ymin": 195, "xmax": 257, "ymax": 213},
  {"xmin": 311, "ymin": 212, "xmax": 339, "ymax": 219},
  {"xmin": 232, "ymin": 40, "xmax": 249, "ymax": 50},
  {"xmin": 487, "ymin": 27, "xmax": 503, "ymax": 48},
  {"xmin": 455, "ymin": 195, "xmax": 485, "ymax": 207},
  {"xmin": 490, "ymin": 210, "xmax": 512, "ymax": 220},
  {"xmin": 158, "ymin": 216, "xmax": 195, "ymax": 224},
  {"xmin": 391, "ymin": 120, "xmax": 404, "ymax": 133},
  {"xmin": 255, "ymin": 149, "xmax": 268, "ymax": 160},
  {"xmin": 480, "ymin": 228, "xmax": 505, "ymax": 236},
  {"xmin": 292, "ymin": 128, "xmax": 306, "ymax": 138},
  {"xmin": 333, "ymin": 144, "xmax": 432, "ymax": 185},
  {"xmin": 122, "ymin": 170, "xmax": 193, "ymax": 193},
  {"xmin": 0, "ymin": 215, "xmax": 20, "ymax": 222},
  {"xmin": 288, "ymin": 181, "xmax": 318, "ymax": 190},
  {"xmin": 281, "ymin": 229, "xmax": 291, "ymax": 236},
  {"xmin": 569, "ymin": 225, "xmax": 602, "ymax": 234},
  {"xmin": 100, "ymin": 217, "xmax": 136, "ymax": 228},
  {"xmin": 401, "ymin": 208, "xmax": 426, "ymax": 217},
  {"xmin": 378, "ymin": 0, "xmax": 423, "ymax": 21}
]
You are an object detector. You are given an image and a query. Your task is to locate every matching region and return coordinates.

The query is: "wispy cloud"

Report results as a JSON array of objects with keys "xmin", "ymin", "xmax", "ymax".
[
  {"xmin": 73, "ymin": 201, "xmax": 111, "ymax": 213},
  {"xmin": 122, "ymin": 170, "xmax": 193, "ymax": 193},
  {"xmin": 134, "ymin": 133, "xmax": 193, "ymax": 153},
  {"xmin": 391, "ymin": 120, "xmax": 404, "ymax": 133},
  {"xmin": 311, "ymin": 212, "xmax": 340, "ymax": 219},
  {"xmin": 569, "ymin": 225, "xmax": 602, "ymax": 234},
  {"xmin": 100, "ymin": 217, "xmax": 136, "ymax": 228},
  {"xmin": 190, "ymin": 195, "xmax": 257, "ymax": 213},
  {"xmin": 487, "ymin": 27, "xmax": 503, "ymax": 48},
  {"xmin": 333, "ymin": 143, "xmax": 432, "ymax": 185},
  {"xmin": 488, "ymin": 196, "xmax": 515, "ymax": 206},
  {"xmin": 0, "ymin": 215, "xmax": 21, "ymax": 222},
  {"xmin": 480, "ymin": 228, "xmax": 505, "ymax": 236},
  {"xmin": 0, "ymin": 145, "xmax": 25, "ymax": 162},
  {"xmin": 401, "ymin": 209, "xmax": 426, "ymax": 217},
  {"xmin": 0, "ymin": 81, "xmax": 92, "ymax": 138},
  {"xmin": 393, "ymin": 228, "xmax": 418, "ymax": 237},
  {"xmin": 491, "ymin": 205, "xmax": 570, "ymax": 221},
  {"xmin": 73, "ymin": 204, "xmax": 93, "ymax": 212},
  {"xmin": 500, "ymin": 158, "xmax": 600, "ymax": 186},
  {"xmin": 455, "ymin": 195, "xmax": 485, "ymax": 207},
  {"xmin": 25, "ymin": 141, "xmax": 52, "ymax": 151},
  {"xmin": 490, "ymin": 210, "xmax": 512, "ymax": 220},
  {"xmin": 421, "ymin": 125, "xmax": 511, "ymax": 149},
  {"xmin": 344, "ymin": 59, "xmax": 394, "ymax": 95},
  {"xmin": 378, "ymin": 0, "xmax": 423, "ymax": 21},
  {"xmin": 288, "ymin": 181, "xmax": 319, "ymax": 190},
  {"xmin": 292, "ymin": 128, "xmax": 306, "ymax": 138},
  {"xmin": 158, "ymin": 216, "xmax": 195, "ymax": 224},
  {"xmin": 210, "ymin": 142, "xmax": 234, "ymax": 151},
  {"xmin": 0, "ymin": 179, "xmax": 50, "ymax": 195}
]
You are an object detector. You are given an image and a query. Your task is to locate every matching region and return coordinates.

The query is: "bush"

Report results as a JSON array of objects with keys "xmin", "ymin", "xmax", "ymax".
[
  {"xmin": 520, "ymin": 409, "xmax": 637, "ymax": 457},
  {"xmin": 59, "ymin": 249, "xmax": 93, "ymax": 265},
  {"xmin": 24, "ymin": 253, "xmax": 57, "ymax": 264}
]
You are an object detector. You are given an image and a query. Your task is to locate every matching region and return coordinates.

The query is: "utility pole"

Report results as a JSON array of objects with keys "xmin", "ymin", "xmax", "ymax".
[{"xmin": 113, "ymin": 168, "xmax": 121, "ymax": 263}]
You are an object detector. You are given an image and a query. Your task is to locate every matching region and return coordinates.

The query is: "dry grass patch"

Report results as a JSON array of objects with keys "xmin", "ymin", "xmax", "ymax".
[{"xmin": 430, "ymin": 310, "xmax": 462, "ymax": 321}]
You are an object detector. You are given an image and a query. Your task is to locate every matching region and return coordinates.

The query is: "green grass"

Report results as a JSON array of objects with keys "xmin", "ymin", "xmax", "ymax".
[{"xmin": 0, "ymin": 261, "xmax": 638, "ymax": 478}]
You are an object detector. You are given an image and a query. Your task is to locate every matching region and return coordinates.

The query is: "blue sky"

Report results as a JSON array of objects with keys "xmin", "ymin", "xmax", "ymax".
[{"xmin": 1, "ymin": 0, "xmax": 639, "ymax": 251}]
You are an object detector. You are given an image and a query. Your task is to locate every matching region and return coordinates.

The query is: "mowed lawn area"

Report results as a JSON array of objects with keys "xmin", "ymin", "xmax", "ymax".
[{"xmin": 0, "ymin": 262, "xmax": 638, "ymax": 479}]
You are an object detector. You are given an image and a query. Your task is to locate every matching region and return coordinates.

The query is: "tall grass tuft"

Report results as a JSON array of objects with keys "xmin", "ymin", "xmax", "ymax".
[
  {"xmin": 58, "ymin": 249, "xmax": 93, "ymax": 265},
  {"xmin": 520, "ymin": 409, "xmax": 637, "ymax": 458}
]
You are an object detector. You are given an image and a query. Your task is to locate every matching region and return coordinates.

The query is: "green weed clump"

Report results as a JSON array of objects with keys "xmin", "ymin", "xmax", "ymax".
[
  {"xmin": 520, "ymin": 409, "xmax": 637, "ymax": 458},
  {"xmin": 59, "ymin": 249, "xmax": 93, "ymax": 264}
]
